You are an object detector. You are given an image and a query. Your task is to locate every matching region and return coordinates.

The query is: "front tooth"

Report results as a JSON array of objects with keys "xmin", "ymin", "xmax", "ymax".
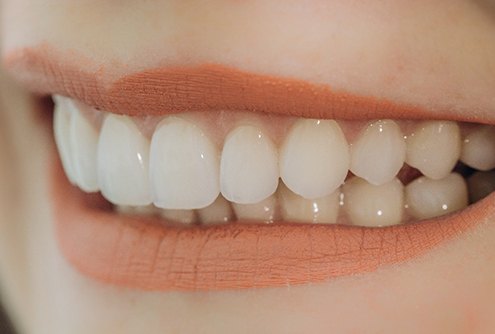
[
  {"xmin": 343, "ymin": 177, "xmax": 404, "ymax": 227},
  {"xmin": 97, "ymin": 114, "xmax": 152, "ymax": 206},
  {"xmin": 197, "ymin": 195, "xmax": 234, "ymax": 225},
  {"xmin": 69, "ymin": 105, "xmax": 99, "ymax": 192},
  {"xmin": 159, "ymin": 209, "xmax": 197, "ymax": 225},
  {"xmin": 116, "ymin": 205, "xmax": 156, "ymax": 216},
  {"xmin": 280, "ymin": 119, "xmax": 350, "ymax": 199},
  {"xmin": 232, "ymin": 195, "xmax": 277, "ymax": 223},
  {"xmin": 53, "ymin": 95, "xmax": 77, "ymax": 184},
  {"xmin": 405, "ymin": 173, "xmax": 468, "ymax": 220},
  {"xmin": 350, "ymin": 120, "xmax": 405, "ymax": 185},
  {"xmin": 460, "ymin": 126, "xmax": 495, "ymax": 171},
  {"xmin": 279, "ymin": 183, "xmax": 340, "ymax": 224},
  {"xmin": 220, "ymin": 125, "xmax": 278, "ymax": 204},
  {"xmin": 406, "ymin": 121, "xmax": 461, "ymax": 179},
  {"xmin": 150, "ymin": 117, "xmax": 220, "ymax": 209},
  {"xmin": 467, "ymin": 171, "xmax": 495, "ymax": 203}
]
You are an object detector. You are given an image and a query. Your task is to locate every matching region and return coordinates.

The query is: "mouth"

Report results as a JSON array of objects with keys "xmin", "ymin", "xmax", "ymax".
[{"xmin": 5, "ymin": 46, "xmax": 495, "ymax": 291}]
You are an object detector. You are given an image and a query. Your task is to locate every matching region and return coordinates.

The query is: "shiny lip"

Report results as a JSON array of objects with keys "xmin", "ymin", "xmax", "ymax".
[{"xmin": 6, "ymin": 45, "xmax": 495, "ymax": 291}]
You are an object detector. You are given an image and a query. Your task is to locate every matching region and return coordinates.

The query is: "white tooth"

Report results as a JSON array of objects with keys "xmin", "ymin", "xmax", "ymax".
[
  {"xmin": 220, "ymin": 125, "xmax": 278, "ymax": 204},
  {"xmin": 350, "ymin": 120, "xmax": 405, "ymax": 185},
  {"xmin": 406, "ymin": 121, "xmax": 461, "ymax": 179},
  {"xmin": 405, "ymin": 173, "xmax": 468, "ymax": 220},
  {"xmin": 343, "ymin": 177, "xmax": 404, "ymax": 227},
  {"xmin": 460, "ymin": 126, "xmax": 495, "ymax": 171},
  {"xmin": 97, "ymin": 114, "xmax": 152, "ymax": 206},
  {"xmin": 116, "ymin": 205, "xmax": 156, "ymax": 216},
  {"xmin": 467, "ymin": 171, "xmax": 495, "ymax": 203},
  {"xmin": 279, "ymin": 183, "xmax": 340, "ymax": 224},
  {"xmin": 69, "ymin": 105, "xmax": 99, "ymax": 192},
  {"xmin": 159, "ymin": 209, "xmax": 197, "ymax": 225},
  {"xmin": 280, "ymin": 119, "xmax": 350, "ymax": 199},
  {"xmin": 197, "ymin": 195, "xmax": 234, "ymax": 225},
  {"xmin": 232, "ymin": 195, "xmax": 277, "ymax": 223},
  {"xmin": 53, "ymin": 95, "xmax": 77, "ymax": 184},
  {"xmin": 150, "ymin": 117, "xmax": 220, "ymax": 210}
]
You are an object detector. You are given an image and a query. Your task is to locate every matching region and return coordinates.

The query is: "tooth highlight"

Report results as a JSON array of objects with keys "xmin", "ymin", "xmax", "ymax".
[
  {"xmin": 406, "ymin": 121, "xmax": 461, "ymax": 179},
  {"xmin": 220, "ymin": 125, "xmax": 278, "ymax": 204},
  {"xmin": 53, "ymin": 96, "xmax": 77, "ymax": 184},
  {"xmin": 97, "ymin": 114, "xmax": 152, "ymax": 206},
  {"xmin": 197, "ymin": 195, "xmax": 234, "ymax": 225},
  {"xmin": 460, "ymin": 126, "xmax": 495, "ymax": 171},
  {"xmin": 405, "ymin": 173, "xmax": 468, "ymax": 220},
  {"xmin": 69, "ymin": 105, "xmax": 99, "ymax": 192},
  {"xmin": 350, "ymin": 120, "xmax": 405, "ymax": 185},
  {"xmin": 280, "ymin": 119, "xmax": 349, "ymax": 199},
  {"xmin": 232, "ymin": 195, "xmax": 277, "ymax": 223},
  {"xmin": 279, "ymin": 183, "xmax": 340, "ymax": 224},
  {"xmin": 467, "ymin": 171, "xmax": 495, "ymax": 203},
  {"xmin": 150, "ymin": 117, "xmax": 220, "ymax": 210},
  {"xmin": 343, "ymin": 177, "xmax": 404, "ymax": 227}
]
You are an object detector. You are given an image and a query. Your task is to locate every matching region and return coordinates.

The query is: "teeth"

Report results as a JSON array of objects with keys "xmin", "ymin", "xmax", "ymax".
[
  {"xmin": 150, "ymin": 117, "xmax": 220, "ymax": 210},
  {"xmin": 69, "ymin": 104, "xmax": 99, "ymax": 192},
  {"xmin": 405, "ymin": 173, "xmax": 468, "ymax": 220},
  {"xmin": 279, "ymin": 183, "xmax": 340, "ymax": 224},
  {"xmin": 53, "ymin": 96, "xmax": 77, "ymax": 184},
  {"xmin": 197, "ymin": 195, "xmax": 234, "ymax": 225},
  {"xmin": 467, "ymin": 171, "xmax": 495, "ymax": 203},
  {"xmin": 159, "ymin": 209, "xmax": 197, "ymax": 225},
  {"xmin": 232, "ymin": 195, "xmax": 277, "ymax": 223},
  {"xmin": 280, "ymin": 119, "xmax": 349, "ymax": 199},
  {"xmin": 460, "ymin": 126, "xmax": 495, "ymax": 171},
  {"xmin": 343, "ymin": 177, "xmax": 404, "ymax": 227},
  {"xmin": 220, "ymin": 125, "xmax": 279, "ymax": 204},
  {"xmin": 97, "ymin": 114, "xmax": 152, "ymax": 206},
  {"xmin": 350, "ymin": 120, "xmax": 405, "ymax": 185},
  {"xmin": 116, "ymin": 205, "xmax": 156, "ymax": 216},
  {"xmin": 406, "ymin": 121, "xmax": 461, "ymax": 179}
]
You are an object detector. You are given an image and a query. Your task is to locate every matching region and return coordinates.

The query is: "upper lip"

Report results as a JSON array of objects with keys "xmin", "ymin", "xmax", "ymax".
[{"xmin": 4, "ymin": 45, "xmax": 495, "ymax": 125}]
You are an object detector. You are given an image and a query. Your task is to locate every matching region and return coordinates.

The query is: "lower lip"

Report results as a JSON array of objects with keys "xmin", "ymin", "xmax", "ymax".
[{"xmin": 51, "ymin": 156, "xmax": 495, "ymax": 291}]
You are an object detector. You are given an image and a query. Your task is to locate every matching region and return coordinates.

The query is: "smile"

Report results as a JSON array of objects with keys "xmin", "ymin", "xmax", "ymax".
[{"xmin": 5, "ymin": 46, "xmax": 495, "ymax": 291}]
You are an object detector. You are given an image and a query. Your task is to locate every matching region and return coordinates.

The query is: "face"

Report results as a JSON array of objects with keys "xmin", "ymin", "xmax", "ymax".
[{"xmin": 1, "ymin": 1, "xmax": 495, "ymax": 333}]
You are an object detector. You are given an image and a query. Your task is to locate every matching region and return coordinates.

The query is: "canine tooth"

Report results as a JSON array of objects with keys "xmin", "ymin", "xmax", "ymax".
[
  {"xmin": 279, "ymin": 183, "xmax": 340, "ymax": 224},
  {"xmin": 197, "ymin": 195, "xmax": 234, "ymax": 225},
  {"xmin": 69, "ymin": 106, "xmax": 99, "ymax": 192},
  {"xmin": 150, "ymin": 117, "xmax": 220, "ymax": 210},
  {"xmin": 467, "ymin": 171, "xmax": 495, "ymax": 203},
  {"xmin": 343, "ymin": 177, "xmax": 404, "ymax": 227},
  {"xmin": 405, "ymin": 173, "xmax": 468, "ymax": 220},
  {"xmin": 350, "ymin": 120, "xmax": 405, "ymax": 185},
  {"xmin": 460, "ymin": 126, "xmax": 495, "ymax": 171},
  {"xmin": 159, "ymin": 209, "xmax": 197, "ymax": 225},
  {"xmin": 97, "ymin": 114, "xmax": 152, "ymax": 206},
  {"xmin": 280, "ymin": 119, "xmax": 349, "ymax": 199},
  {"xmin": 232, "ymin": 195, "xmax": 277, "ymax": 223},
  {"xmin": 406, "ymin": 121, "xmax": 461, "ymax": 179},
  {"xmin": 220, "ymin": 125, "xmax": 278, "ymax": 204},
  {"xmin": 53, "ymin": 95, "xmax": 77, "ymax": 184}
]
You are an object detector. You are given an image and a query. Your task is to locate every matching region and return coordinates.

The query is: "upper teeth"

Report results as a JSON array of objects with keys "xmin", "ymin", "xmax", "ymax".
[{"xmin": 53, "ymin": 95, "xmax": 495, "ymax": 226}]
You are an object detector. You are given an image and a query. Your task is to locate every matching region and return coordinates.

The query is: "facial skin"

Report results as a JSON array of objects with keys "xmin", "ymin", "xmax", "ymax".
[{"xmin": 1, "ymin": 1, "xmax": 495, "ymax": 333}]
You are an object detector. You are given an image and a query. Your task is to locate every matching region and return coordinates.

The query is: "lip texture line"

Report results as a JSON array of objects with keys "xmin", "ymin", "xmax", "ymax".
[
  {"xmin": 53, "ymin": 159, "xmax": 494, "ymax": 291},
  {"xmin": 4, "ymin": 45, "xmax": 492, "ymax": 123}
]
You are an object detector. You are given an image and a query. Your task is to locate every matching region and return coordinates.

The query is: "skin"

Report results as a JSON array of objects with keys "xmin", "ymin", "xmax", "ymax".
[{"xmin": 1, "ymin": 0, "xmax": 495, "ymax": 333}]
